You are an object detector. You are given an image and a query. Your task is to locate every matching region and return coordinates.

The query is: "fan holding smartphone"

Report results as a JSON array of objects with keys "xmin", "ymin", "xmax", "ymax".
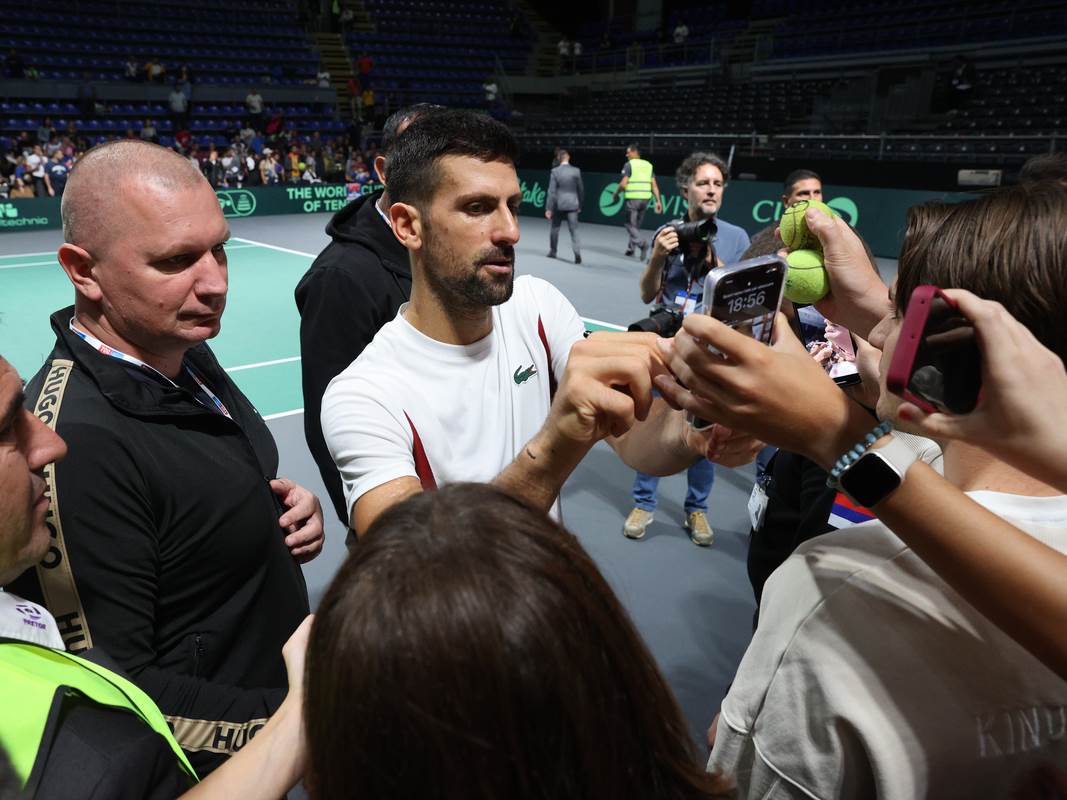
[{"xmin": 887, "ymin": 284, "xmax": 983, "ymax": 415}]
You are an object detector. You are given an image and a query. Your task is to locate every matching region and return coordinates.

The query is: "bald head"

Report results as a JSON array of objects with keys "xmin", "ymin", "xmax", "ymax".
[{"xmin": 62, "ymin": 140, "xmax": 207, "ymax": 254}]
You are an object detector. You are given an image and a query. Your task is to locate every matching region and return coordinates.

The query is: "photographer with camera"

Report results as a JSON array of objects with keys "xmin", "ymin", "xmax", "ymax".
[{"xmin": 624, "ymin": 152, "xmax": 751, "ymax": 545}]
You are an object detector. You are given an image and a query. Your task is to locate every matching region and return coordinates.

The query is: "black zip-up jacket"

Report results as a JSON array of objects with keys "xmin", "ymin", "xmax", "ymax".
[
  {"xmin": 294, "ymin": 189, "xmax": 412, "ymax": 525},
  {"xmin": 10, "ymin": 309, "xmax": 310, "ymax": 776}
]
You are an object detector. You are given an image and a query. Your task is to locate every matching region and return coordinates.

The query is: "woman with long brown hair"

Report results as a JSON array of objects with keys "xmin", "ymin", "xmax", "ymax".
[{"xmin": 305, "ymin": 482, "xmax": 716, "ymax": 799}]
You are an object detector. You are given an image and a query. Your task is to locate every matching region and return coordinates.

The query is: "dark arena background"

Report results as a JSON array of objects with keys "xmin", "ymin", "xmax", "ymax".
[{"xmin": 1, "ymin": 0, "xmax": 1064, "ymax": 793}]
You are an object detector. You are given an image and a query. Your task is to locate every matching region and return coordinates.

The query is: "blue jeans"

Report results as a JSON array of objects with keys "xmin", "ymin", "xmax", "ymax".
[{"xmin": 632, "ymin": 459, "xmax": 715, "ymax": 514}]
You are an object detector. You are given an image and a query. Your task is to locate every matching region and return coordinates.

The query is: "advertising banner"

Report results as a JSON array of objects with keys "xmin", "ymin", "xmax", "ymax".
[
  {"xmin": 518, "ymin": 169, "xmax": 975, "ymax": 258},
  {"xmin": 4, "ymin": 173, "xmax": 970, "ymax": 257},
  {"xmin": 0, "ymin": 181, "xmax": 387, "ymax": 233}
]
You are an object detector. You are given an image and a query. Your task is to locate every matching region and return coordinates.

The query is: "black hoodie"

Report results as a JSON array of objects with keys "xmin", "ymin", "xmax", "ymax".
[
  {"xmin": 11, "ymin": 309, "xmax": 310, "ymax": 776},
  {"xmin": 295, "ymin": 189, "xmax": 412, "ymax": 525}
]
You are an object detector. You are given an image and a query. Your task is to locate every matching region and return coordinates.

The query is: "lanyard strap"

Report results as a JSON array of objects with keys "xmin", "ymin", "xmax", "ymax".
[{"xmin": 68, "ymin": 319, "xmax": 232, "ymax": 419}]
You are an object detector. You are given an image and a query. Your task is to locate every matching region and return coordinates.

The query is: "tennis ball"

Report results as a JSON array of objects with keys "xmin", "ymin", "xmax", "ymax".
[
  {"xmin": 784, "ymin": 249, "xmax": 829, "ymax": 304},
  {"xmin": 779, "ymin": 200, "xmax": 836, "ymax": 251}
]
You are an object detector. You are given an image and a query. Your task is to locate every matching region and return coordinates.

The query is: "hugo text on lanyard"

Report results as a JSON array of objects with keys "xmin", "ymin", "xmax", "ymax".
[{"xmin": 68, "ymin": 319, "xmax": 233, "ymax": 419}]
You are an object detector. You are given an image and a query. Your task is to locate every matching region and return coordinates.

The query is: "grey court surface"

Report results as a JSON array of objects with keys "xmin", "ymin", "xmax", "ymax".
[{"xmin": 0, "ymin": 212, "xmax": 898, "ymax": 751}]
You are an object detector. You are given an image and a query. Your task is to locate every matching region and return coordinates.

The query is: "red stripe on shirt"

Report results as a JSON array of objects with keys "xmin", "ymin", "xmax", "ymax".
[
  {"xmin": 404, "ymin": 411, "xmax": 437, "ymax": 490},
  {"xmin": 537, "ymin": 315, "xmax": 558, "ymax": 401}
]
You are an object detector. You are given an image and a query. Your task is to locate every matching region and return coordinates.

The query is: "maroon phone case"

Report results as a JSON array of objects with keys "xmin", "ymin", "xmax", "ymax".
[{"xmin": 885, "ymin": 284, "xmax": 942, "ymax": 413}]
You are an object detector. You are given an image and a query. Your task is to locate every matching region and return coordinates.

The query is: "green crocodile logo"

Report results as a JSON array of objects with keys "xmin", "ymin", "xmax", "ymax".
[{"xmin": 513, "ymin": 364, "xmax": 538, "ymax": 385}]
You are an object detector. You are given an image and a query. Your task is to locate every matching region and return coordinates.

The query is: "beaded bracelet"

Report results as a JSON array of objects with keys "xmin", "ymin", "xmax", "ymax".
[{"xmin": 826, "ymin": 420, "xmax": 893, "ymax": 488}]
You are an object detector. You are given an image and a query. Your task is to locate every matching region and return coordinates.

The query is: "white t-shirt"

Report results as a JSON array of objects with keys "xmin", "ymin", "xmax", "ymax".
[
  {"xmin": 322, "ymin": 276, "xmax": 585, "ymax": 522},
  {"xmin": 709, "ymin": 490, "xmax": 1067, "ymax": 799},
  {"xmin": 26, "ymin": 152, "xmax": 45, "ymax": 178},
  {"xmin": 245, "ymin": 92, "xmax": 263, "ymax": 113},
  {"xmin": 0, "ymin": 590, "xmax": 65, "ymax": 649}
]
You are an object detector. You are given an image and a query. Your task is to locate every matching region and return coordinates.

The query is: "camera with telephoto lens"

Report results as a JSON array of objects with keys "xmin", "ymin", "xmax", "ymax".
[
  {"xmin": 627, "ymin": 306, "xmax": 684, "ymax": 337},
  {"xmin": 626, "ymin": 218, "xmax": 718, "ymax": 337},
  {"xmin": 671, "ymin": 216, "xmax": 716, "ymax": 247}
]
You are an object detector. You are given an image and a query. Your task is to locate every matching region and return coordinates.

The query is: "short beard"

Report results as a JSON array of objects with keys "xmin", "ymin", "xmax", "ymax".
[{"xmin": 421, "ymin": 228, "xmax": 515, "ymax": 317}]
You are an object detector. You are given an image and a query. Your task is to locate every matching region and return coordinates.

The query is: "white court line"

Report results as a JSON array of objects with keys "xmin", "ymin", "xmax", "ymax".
[
  {"xmin": 582, "ymin": 317, "xmax": 626, "ymax": 331},
  {"xmin": 225, "ymin": 356, "xmax": 301, "ymax": 373},
  {"xmin": 0, "ymin": 245, "xmax": 256, "ymax": 272},
  {"xmin": 231, "ymin": 237, "xmax": 316, "ymax": 259},
  {"xmin": 0, "ymin": 260, "xmax": 58, "ymax": 270},
  {"xmin": 222, "ymin": 313, "xmax": 616, "ymax": 375},
  {"xmin": 0, "ymin": 249, "xmax": 60, "ymax": 259},
  {"xmin": 263, "ymin": 408, "xmax": 304, "ymax": 420}
]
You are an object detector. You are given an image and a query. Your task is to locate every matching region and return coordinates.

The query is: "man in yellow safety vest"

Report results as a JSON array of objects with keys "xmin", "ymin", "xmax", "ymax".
[{"xmin": 611, "ymin": 143, "xmax": 663, "ymax": 259}]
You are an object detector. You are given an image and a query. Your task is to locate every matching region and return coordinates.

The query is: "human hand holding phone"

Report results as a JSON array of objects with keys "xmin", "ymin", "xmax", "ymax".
[
  {"xmin": 886, "ymin": 285, "xmax": 982, "ymax": 415},
  {"xmin": 686, "ymin": 254, "xmax": 787, "ymax": 430},
  {"xmin": 892, "ymin": 289, "xmax": 1067, "ymax": 494},
  {"xmin": 655, "ymin": 312, "xmax": 870, "ymax": 469}
]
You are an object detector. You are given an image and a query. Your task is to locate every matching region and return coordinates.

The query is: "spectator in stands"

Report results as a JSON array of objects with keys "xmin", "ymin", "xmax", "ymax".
[
  {"xmin": 139, "ymin": 119, "xmax": 158, "ymax": 144},
  {"xmin": 611, "ymin": 143, "xmax": 663, "ymax": 258},
  {"xmin": 545, "ymin": 148, "xmax": 583, "ymax": 264},
  {"xmin": 317, "ymin": 69, "xmax": 331, "ymax": 89},
  {"xmin": 245, "ymin": 88, "xmax": 265, "ymax": 129},
  {"xmin": 356, "ymin": 50, "xmax": 373, "ymax": 84},
  {"xmin": 221, "ymin": 147, "xmax": 242, "ymax": 187},
  {"xmin": 360, "ymin": 89, "xmax": 376, "ymax": 121},
  {"xmin": 177, "ymin": 64, "xmax": 193, "ymax": 101},
  {"xmin": 169, "ymin": 84, "xmax": 189, "ymax": 132},
  {"xmin": 625, "ymin": 152, "xmax": 751, "ymax": 546},
  {"xmin": 36, "ymin": 118, "xmax": 55, "ymax": 147},
  {"xmin": 571, "ymin": 40, "xmax": 583, "ymax": 73},
  {"xmin": 203, "ymin": 146, "xmax": 223, "ymax": 187},
  {"xmin": 306, "ymin": 483, "xmax": 717, "ymax": 798},
  {"xmin": 301, "ymin": 160, "xmax": 321, "ymax": 183},
  {"xmin": 483, "ymin": 78, "xmax": 499, "ymax": 108},
  {"xmin": 673, "ymin": 20, "xmax": 690, "ymax": 45},
  {"xmin": 146, "ymin": 57, "xmax": 166, "ymax": 84},
  {"xmin": 0, "ymin": 174, "xmax": 9, "ymax": 199},
  {"xmin": 259, "ymin": 149, "xmax": 277, "ymax": 185},
  {"xmin": 557, "ymin": 37, "xmax": 571, "ymax": 73},
  {"xmin": 9, "ymin": 177, "xmax": 33, "ymax": 198},
  {"xmin": 46, "ymin": 151, "xmax": 69, "ymax": 198},
  {"xmin": 295, "ymin": 103, "xmax": 442, "ymax": 530},
  {"xmin": 658, "ymin": 183, "xmax": 1067, "ymax": 799},
  {"xmin": 25, "ymin": 145, "xmax": 47, "ymax": 197},
  {"xmin": 124, "ymin": 55, "xmax": 140, "ymax": 81},
  {"xmin": 10, "ymin": 140, "xmax": 322, "ymax": 777}
]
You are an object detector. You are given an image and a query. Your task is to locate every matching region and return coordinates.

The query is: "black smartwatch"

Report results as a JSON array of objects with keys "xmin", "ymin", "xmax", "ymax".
[{"xmin": 837, "ymin": 436, "xmax": 918, "ymax": 508}]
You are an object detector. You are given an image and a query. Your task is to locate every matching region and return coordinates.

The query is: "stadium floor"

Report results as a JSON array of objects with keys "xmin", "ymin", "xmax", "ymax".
[{"xmin": 0, "ymin": 213, "xmax": 898, "ymax": 753}]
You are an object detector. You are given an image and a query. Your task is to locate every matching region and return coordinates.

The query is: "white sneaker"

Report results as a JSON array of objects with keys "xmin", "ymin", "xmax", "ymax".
[{"xmin": 623, "ymin": 508, "xmax": 654, "ymax": 540}]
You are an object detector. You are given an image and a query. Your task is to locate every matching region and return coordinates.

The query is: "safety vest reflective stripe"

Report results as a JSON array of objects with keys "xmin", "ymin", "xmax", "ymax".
[
  {"xmin": 624, "ymin": 158, "xmax": 654, "ymax": 199},
  {"xmin": 0, "ymin": 641, "xmax": 198, "ymax": 787}
]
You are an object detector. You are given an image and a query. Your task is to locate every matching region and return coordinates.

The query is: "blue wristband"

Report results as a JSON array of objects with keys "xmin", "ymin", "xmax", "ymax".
[{"xmin": 826, "ymin": 420, "xmax": 893, "ymax": 488}]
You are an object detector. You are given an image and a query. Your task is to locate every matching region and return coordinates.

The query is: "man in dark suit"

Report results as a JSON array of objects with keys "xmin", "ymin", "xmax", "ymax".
[{"xmin": 546, "ymin": 149, "xmax": 584, "ymax": 264}]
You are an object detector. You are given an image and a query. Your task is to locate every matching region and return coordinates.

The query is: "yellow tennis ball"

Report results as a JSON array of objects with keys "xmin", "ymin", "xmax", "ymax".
[
  {"xmin": 784, "ymin": 249, "xmax": 829, "ymax": 304},
  {"xmin": 779, "ymin": 200, "xmax": 835, "ymax": 251}
]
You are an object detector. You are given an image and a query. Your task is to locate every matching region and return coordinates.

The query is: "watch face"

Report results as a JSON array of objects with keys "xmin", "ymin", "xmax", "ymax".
[{"xmin": 840, "ymin": 453, "xmax": 900, "ymax": 508}]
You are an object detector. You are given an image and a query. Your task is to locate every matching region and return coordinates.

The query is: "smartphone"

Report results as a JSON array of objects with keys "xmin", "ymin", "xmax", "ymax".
[
  {"xmin": 687, "ymin": 255, "xmax": 787, "ymax": 430},
  {"xmin": 793, "ymin": 305, "xmax": 862, "ymax": 387},
  {"xmin": 886, "ymin": 284, "xmax": 982, "ymax": 414}
]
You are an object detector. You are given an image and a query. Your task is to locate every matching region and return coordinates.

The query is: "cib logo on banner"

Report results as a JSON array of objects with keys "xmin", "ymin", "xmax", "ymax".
[{"xmin": 752, "ymin": 196, "xmax": 860, "ymax": 226}]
